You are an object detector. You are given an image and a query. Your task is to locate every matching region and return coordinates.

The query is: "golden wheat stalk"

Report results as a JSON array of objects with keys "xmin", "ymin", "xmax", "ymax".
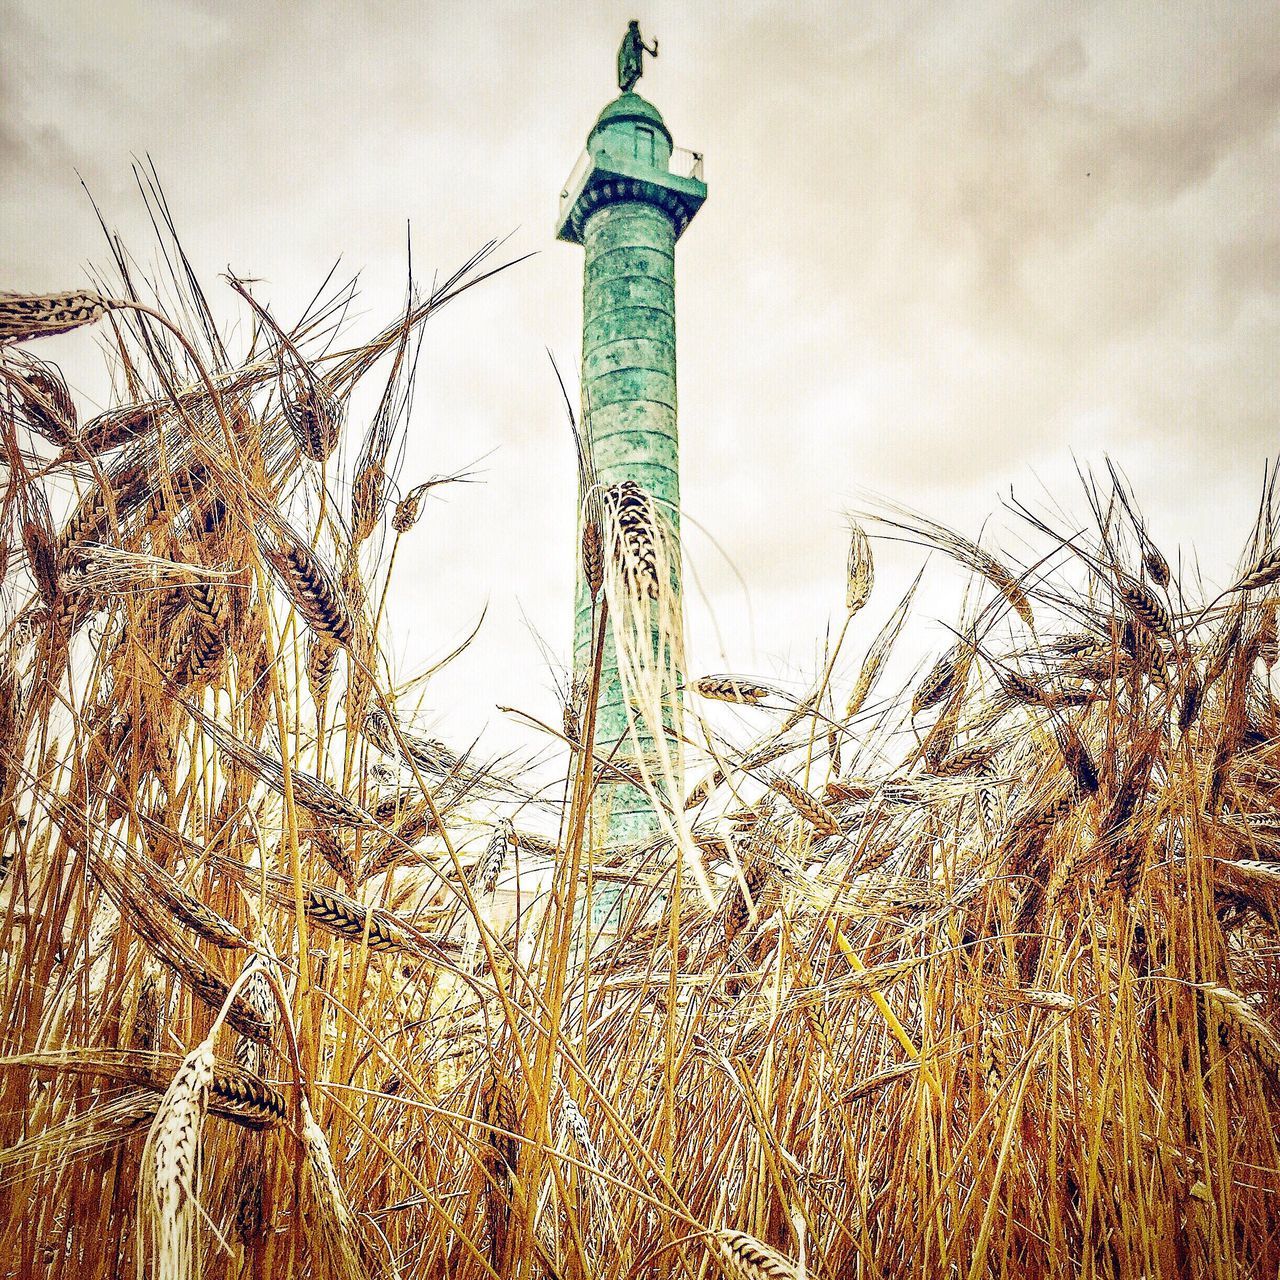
[
  {"xmin": 1233, "ymin": 549, "xmax": 1280, "ymax": 594},
  {"xmin": 603, "ymin": 479, "xmax": 660, "ymax": 598},
  {"xmin": 713, "ymin": 1228, "xmax": 802, "ymax": 1280},
  {"xmin": 5, "ymin": 352, "xmax": 78, "ymax": 442},
  {"xmin": 279, "ymin": 354, "xmax": 346, "ymax": 462},
  {"xmin": 0, "ymin": 290, "xmax": 113, "ymax": 343},
  {"xmin": 765, "ymin": 770, "xmax": 840, "ymax": 836},
  {"xmin": 214, "ymin": 853, "xmax": 440, "ymax": 958},
  {"xmin": 845, "ymin": 521, "xmax": 874, "ymax": 615},
  {"xmin": 299, "ymin": 1094, "xmax": 372, "ymax": 1279},
  {"xmin": 261, "ymin": 532, "xmax": 354, "ymax": 647},
  {"xmin": 140, "ymin": 1037, "xmax": 216, "ymax": 1280},
  {"xmin": 693, "ymin": 674, "xmax": 783, "ymax": 706},
  {"xmin": 1200, "ymin": 984, "xmax": 1280, "ymax": 1088},
  {"xmin": 912, "ymin": 646, "xmax": 961, "ymax": 716}
]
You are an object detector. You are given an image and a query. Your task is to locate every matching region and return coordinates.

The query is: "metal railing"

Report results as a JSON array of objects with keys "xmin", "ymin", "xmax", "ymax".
[
  {"xmin": 670, "ymin": 147, "xmax": 704, "ymax": 182},
  {"xmin": 559, "ymin": 149, "xmax": 594, "ymax": 223},
  {"xmin": 560, "ymin": 149, "xmax": 592, "ymax": 203}
]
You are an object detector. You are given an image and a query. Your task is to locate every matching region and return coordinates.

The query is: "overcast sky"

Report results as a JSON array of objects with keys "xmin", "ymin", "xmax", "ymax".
[{"xmin": 4, "ymin": 2, "xmax": 1278, "ymax": 758}]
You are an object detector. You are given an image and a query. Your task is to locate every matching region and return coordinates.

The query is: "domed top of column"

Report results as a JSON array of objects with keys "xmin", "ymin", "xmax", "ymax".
[
  {"xmin": 586, "ymin": 91, "xmax": 674, "ymax": 173},
  {"xmin": 589, "ymin": 92, "xmax": 673, "ymax": 148}
]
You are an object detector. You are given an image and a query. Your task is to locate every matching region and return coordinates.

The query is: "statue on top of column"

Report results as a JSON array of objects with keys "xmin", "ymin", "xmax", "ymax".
[{"xmin": 617, "ymin": 21, "xmax": 658, "ymax": 93}]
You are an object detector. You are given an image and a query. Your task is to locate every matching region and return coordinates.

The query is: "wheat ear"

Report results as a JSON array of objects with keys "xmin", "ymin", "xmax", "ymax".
[
  {"xmin": 714, "ymin": 1228, "xmax": 803, "ymax": 1280},
  {"xmin": 0, "ymin": 290, "xmax": 113, "ymax": 343},
  {"xmin": 140, "ymin": 1037, "xmax": 216, "ymax": 1280}
]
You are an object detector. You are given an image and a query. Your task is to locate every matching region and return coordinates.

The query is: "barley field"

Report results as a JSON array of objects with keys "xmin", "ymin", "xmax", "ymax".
[{"xmin": 1, "ymin": 225, "xmax": 1278, "ymax": 1279}]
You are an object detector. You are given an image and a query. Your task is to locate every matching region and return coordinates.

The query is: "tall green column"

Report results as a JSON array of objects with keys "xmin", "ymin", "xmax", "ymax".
[{"xmin": 558, "ymin": 91, "xmax": 706, "ymax": 844}]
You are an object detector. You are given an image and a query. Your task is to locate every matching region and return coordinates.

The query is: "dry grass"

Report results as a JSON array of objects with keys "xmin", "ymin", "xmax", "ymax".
[{"xmin": 2, "ymin": 210, "xmax": 1280, "ymax": 1280}]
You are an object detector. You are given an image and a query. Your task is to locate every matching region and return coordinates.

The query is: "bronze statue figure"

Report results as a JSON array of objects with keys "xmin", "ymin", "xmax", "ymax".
[{"xmin": 617, "ymin": 21, "xmax": 657, "ymax": 93}]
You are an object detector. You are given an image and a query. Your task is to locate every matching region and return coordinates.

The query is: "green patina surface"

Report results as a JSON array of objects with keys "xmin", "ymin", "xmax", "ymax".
[{"xmin": 558, "ymin": 89, "xmax": 706, "ymax": 845}]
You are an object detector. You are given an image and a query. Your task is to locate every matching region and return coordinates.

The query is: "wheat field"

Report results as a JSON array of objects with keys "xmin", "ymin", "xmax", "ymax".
[{"xmin": 1, "ymin": 217, "xmax": 1278, "ymax": 1279}]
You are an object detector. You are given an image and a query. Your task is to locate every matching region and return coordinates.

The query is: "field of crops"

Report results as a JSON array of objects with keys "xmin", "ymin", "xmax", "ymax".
[{"xmin": 2, "ymin": 225, "xmax": 1278, "ymax": 1278}]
